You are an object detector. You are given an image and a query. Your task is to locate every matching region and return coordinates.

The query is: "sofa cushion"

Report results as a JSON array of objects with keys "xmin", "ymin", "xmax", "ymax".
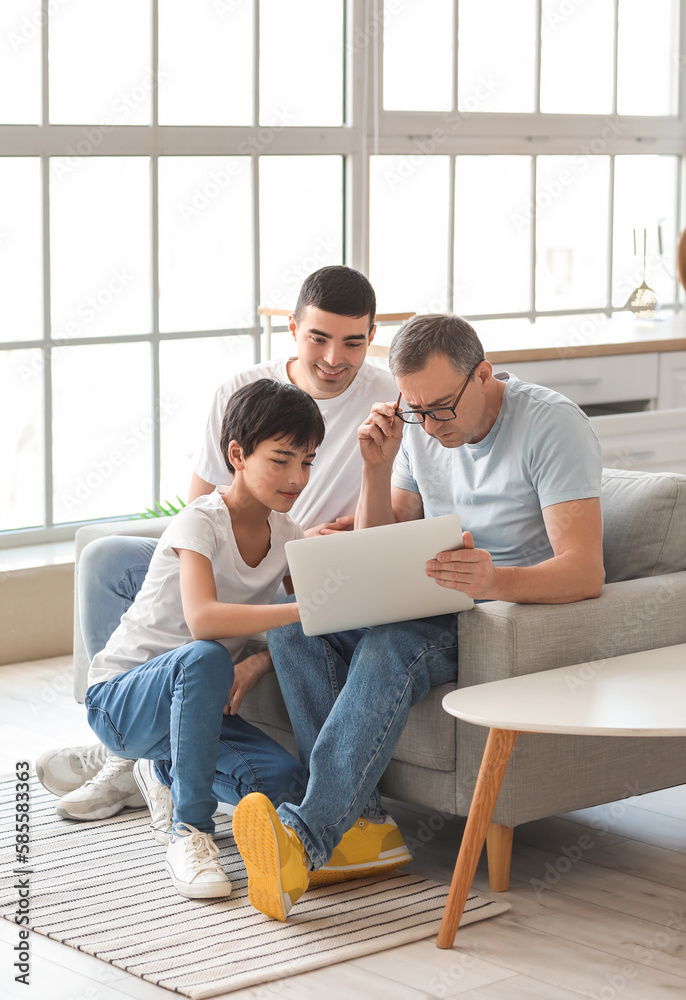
[{"xmin": 601, "ymin": 469, "xmax": 686, "ymax": 583}]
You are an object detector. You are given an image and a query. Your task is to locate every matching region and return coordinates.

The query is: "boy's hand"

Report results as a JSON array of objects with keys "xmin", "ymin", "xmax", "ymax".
[
  {"xmin": 306, "ymin": 514, "xmax": 355, "ymax": 536},
  {"xmin": 224, "ymin": 650, "xmax": 274, "ymax": 716},
  {"xmin": 358, "ymin": 401, "xmax": 404, "ymax": 469},
  {"xmin": 426, "ymin": 530, "xmax": 498, "ymax": 600}
]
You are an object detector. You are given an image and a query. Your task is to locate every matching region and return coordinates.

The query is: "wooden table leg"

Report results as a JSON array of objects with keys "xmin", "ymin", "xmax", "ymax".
[{"xmin": 436, "ymin": 727, "xmax": 518, "ymax": 949}]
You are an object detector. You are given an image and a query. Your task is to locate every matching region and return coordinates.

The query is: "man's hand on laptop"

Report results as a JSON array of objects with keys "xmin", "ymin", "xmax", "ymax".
[
  {"xmin": 426, "ymin": 531, "xmax": 497, "ymax": 600},
  {"xmin": 305, "ymin": 515, "xmax": 355, "ymax": 537},
  {"xmin": 358, "ymin": 401, "xmax": 404, "ymax": 469}
]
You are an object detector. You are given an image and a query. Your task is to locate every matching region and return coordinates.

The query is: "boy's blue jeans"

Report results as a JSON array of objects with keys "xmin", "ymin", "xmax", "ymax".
[
  {"xmin": 267, "ymin": 605, "xmax": 460, "ymax": 869},
  {"xmin": 85, "ymin": 640, "xmax": 307, "ymax": 836}
]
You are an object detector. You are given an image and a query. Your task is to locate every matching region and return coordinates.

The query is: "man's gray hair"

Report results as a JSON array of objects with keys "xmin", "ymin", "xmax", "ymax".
[{"xmin": 388, "ymin": 314, "xmax": 485, "ymax": 379}]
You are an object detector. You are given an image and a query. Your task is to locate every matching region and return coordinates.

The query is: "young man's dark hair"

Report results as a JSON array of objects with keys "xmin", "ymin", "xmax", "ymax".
[
  {"xmin": 293, "ymin": 265, "xmax": 376, "ymax": 331},
  {"xmin": 220, "ymin": 379, "xmax": 326, "ymax": 473}
]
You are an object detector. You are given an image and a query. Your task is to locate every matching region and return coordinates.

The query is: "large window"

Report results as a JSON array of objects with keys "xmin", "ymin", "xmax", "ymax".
[{"xmin": 1, "ymin": 0, "xmax": 685, "ymax": 543}]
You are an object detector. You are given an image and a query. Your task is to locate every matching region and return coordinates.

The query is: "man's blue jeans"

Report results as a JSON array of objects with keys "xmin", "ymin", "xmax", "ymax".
[
  {"xmin": 267, "ymin": 606, "xmax": 460, "ymax": 869},
  {"xmin": 85, "ymin": 640, "xmax": 307, "ymax": 835},
  {"xmin": 79, "ymin": 536, "xmax": 158, "ymax": 660}
]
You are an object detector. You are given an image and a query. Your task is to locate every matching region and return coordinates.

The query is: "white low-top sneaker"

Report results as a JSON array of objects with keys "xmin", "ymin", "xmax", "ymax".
[
  {"xmin": 35, "ymin": 743, "xmax": 108, "ymax": 796},
  {"xmin": 165, "ymin": 823, "xmax": 232, "ymax": 899},
  {"xmin": 133, "ymin": 759, "xmax": 173, "ymax": 845},
  {"xmin": 56, "ymin": 755, "xmax": 144, "ymax": 820}
]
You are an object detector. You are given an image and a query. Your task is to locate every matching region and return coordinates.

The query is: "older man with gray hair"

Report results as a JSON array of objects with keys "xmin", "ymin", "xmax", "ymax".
[{"xmin": 231, "ymin": 312, "xmax": 604, "ymax": 923}]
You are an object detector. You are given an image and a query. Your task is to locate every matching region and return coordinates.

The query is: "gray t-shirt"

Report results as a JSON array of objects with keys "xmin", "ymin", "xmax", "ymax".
[{"xmin": 391, "ymin": 372, "xmax": 603, "ymax": 568}]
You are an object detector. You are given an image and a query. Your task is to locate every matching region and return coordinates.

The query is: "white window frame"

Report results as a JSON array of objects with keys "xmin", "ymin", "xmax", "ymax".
[{"xmin": 1, "ymin": 0, "xmax": 685, "ymax": 546}]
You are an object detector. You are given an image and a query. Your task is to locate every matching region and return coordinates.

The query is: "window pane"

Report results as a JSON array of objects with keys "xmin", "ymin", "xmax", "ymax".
[
  {"xmin": 617, "ymin": 0, "xmax": 680, "ymax": 116},
  {"xmin": 541, "ymin": 0, "xmax": 614, "ymax": 114},
  {"xmin": 455, "ymin": 156, "xmax": 532, "ymax": 315},
  {"xmin": 52, "ymin": 343, "xmax": 152, "ymax": 523},
  {"xmin": 49, "ymin": 0, "xmax": 151, "ymax": 124},
  {"xmin": 260, "ymin": 0, "xmax": 343, "ymax": 126},
  {"xmin": 0, "ymin": 158, "xmax": 42, "ymax": 342},
  {"xmin": 612, "ymin": 155, "xmax": 678, "ymax": 309},
  {"xmin": 159, "ymin": 157, "xmax": 253, "ymax": 333},
  {"xmin": 383, "ymin": 0, "xmax": 453, "ymax": 111},
  {"xmin": 0, "ymin": 350, "xmax": 43, "ymax": 530},
  {"xmin": 160, "ymin": 336, "xmax": 255, "ymax": 498},
  {"xmin": 159, "ymin": 0, "xmax": 253, "ymax": 125},
  {"xmin": 0, "ymin": 1, "xmax": 41, "ymax": 124},
  {"xmin": 458, "ymin": 0, "xmax": 536, "ymax": 113},
  {"xmin": 50, "ymin": 157, "xmax": 151, "ymax": 339},
  {"xmin": 369, "ymin": 156, "xmax": 450, "ymax": 312},
  {"xmin": 535, "ymin": 155, "xmax": 610, "ymax": 312},
  {"xmin": 259, "ymin": 156, "xmax": 343, "ymax": 312}
]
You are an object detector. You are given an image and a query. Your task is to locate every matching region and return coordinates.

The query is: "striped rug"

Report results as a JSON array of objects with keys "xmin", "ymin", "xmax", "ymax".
[{"xmin": 1, "ymin": 778, "xmax": 509, "ymax": 998}]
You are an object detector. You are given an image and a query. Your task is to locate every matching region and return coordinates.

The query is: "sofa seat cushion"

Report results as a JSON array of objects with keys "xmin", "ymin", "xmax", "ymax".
[{"xmin": 601, "ymin": 469, "xmax": 686, "ymax": 583}]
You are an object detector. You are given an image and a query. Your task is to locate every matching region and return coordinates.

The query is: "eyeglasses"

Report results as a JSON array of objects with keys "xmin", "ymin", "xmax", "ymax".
[{"xmin": 396, "ymin": 361, "xmax": 484, "ymax": 425}]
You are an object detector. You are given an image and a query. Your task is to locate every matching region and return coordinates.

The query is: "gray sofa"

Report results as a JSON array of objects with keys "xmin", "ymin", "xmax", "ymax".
[{"xmin": 73, "ymin": 468, "xmax": 686, "ymax": 888}]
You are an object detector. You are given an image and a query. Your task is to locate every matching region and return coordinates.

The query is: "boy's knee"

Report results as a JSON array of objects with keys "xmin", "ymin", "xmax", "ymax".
[{"xmin": 186, "ymin": 640, "xmax": 234, "ymax": 675}]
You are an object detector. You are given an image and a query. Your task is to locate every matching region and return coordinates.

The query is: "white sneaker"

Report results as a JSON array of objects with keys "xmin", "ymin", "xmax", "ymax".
[
  {"xmin": 35, "ymin": 743, "xmax": 108, "ymax": 796},
  {"xmin": 165, "ymin": 823, "xmax": 232, "ymax": 899},
  {"xmin": 56, "ymin": 755, "xmax": 144, "ymax": 820},
  {"xmin": 133, "ymin": 759, "xmax": 173, "ymax": 845}
]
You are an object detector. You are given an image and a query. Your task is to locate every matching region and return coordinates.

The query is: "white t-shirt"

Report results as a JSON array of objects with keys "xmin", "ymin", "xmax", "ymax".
[
  {"xmin": 192, "ymin": 358, "xmax": 397, "ymax": 530},
  {"xmin": 87, "ymin": 491, "xmax": 303, "ymax": 686},
  {"xmin": 392, "ymin": 372, "xmax": 603, "ymax": 569}
]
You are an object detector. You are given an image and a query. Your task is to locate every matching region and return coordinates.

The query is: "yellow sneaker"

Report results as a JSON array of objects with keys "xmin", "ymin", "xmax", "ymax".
[
  {"xmin": 309, "ymin": 816, "xmax": 412, "ymax": 887},
  {"xmin": 232, "ymin": 792, "xmax": 309, "ymax": 921}
]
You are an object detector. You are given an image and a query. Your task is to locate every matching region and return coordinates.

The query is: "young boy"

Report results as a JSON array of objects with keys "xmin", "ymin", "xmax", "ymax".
[{"xmin": 82, "ymin": 379, "xmax": 325, "ymax": 899}]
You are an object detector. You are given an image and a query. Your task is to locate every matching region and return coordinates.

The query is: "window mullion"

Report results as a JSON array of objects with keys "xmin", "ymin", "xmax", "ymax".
[
  {"xmin": 41, "ymin": 155, "xmax": 53, "ymax": 531},
  {"xmin": 607, "ymin": 154, "xmax": 616, "ymax": 315},
  {"xmin": 535, "ymin": 0, "xmax": 542, "ymax": 115}
]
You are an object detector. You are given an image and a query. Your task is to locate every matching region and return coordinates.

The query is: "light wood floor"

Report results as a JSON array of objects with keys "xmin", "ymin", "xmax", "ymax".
[{"xmin": 2, "ymin": 655, "xmax": 685, "ymax": 1000}]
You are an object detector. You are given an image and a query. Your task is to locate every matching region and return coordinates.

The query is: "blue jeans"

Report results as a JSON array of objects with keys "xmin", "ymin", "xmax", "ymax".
[
  {"xmin": 85, "ymin": 640, "xmax": 307, "ymax": 835},
  {"xmin": 267, "ymin": 605, "xmax": 460, "ymax": 869},
  {"xmin": 79, "ymin": 536, "xmax": 157, "ymax": 660}
]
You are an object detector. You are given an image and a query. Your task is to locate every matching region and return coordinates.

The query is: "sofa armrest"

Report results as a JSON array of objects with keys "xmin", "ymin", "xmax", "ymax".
[{"xmin": 456, "ymin": 571, "xmax": 686, "ymax": 686}]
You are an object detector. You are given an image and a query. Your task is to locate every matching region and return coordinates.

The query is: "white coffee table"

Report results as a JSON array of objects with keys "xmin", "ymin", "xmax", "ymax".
[{"xmin": 437, "ymin": 643, "xmax": 686, "ymax": 949}]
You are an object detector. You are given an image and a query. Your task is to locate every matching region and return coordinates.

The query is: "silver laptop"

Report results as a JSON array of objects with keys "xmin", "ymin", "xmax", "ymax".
[{"xmin": 285, "ymin": 515, "xmax": 474, "ymax": 636}]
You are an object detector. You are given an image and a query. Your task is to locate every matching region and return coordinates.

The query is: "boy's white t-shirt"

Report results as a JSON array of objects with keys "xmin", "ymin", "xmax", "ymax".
[
  {"xmin": 87, "ymin": 491, "xmax": 303, "ymax": 687},
  {"xmin": 192, "ymin": 359, "xmax": 397, "ymax": 530}
]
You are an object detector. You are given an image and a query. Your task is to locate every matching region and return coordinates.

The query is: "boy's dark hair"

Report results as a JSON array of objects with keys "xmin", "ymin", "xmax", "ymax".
[
  {"xmin": 220, "ymin": 379, "xmax": 326, "ymax": 474},
  {"xmin": 293, "ymin": 265, "xmax": 376, "ymax": 331}
]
